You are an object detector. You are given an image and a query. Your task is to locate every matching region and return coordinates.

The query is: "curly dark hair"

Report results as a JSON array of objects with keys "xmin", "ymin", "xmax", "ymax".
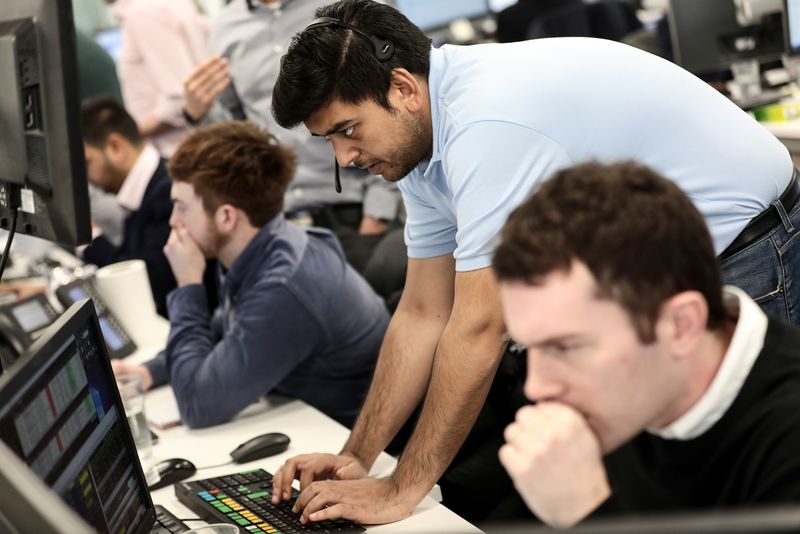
[{"xmin": 493, "ymin": 161, "xmax": 726, "ymax": 342}]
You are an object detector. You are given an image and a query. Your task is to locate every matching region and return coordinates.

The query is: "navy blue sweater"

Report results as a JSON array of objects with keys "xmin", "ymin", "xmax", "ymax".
[{"xmin": 145, "ymin": 215, "xmax": 389, "ymax": 428}]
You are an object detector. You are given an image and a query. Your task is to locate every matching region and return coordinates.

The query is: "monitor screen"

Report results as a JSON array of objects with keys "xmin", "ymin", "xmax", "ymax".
[
  {"xmin": 94, "ymin": 27, "xmax": 122, "ymax": 62},
  {"xmin": 0, "ymin": 0, "xmax": 92, "ymax": 246},
  {"xmin": 0, "ymin": 302, "xmax": 154, "ymax": 534},
  {"xmin": 785, "ymin": 0, "xmax": 800, "ymax": 54},
  {"xmin": 397, "ymin": 0, "xmax": 489, "ymax": 31},
  {"xmin": 670, "ymin": 0, "xmax": 784, "ymax": 75},
  {"xmin": 10, "ymin": 299, "xmax": 50, "ymax": 333},
  {"xmin": 488, "ymin": 0, "xmax": 517, "ymax": 12}
]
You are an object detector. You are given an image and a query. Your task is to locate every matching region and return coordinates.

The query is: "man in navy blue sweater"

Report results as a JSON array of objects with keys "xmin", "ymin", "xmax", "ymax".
[
  {"xmin": 81, "ymin": 97, "xmax": 176, "ymax": 316},
  {"xmin": 113, "ymin": 121, "xmax": 389, "ymax": 428}
]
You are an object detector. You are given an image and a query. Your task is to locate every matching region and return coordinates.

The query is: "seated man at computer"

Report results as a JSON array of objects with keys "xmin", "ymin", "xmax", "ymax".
[
  {"xmin": 81, "ymin": 96, "xmax": 176, "ymax": 317},
  {"xmin": 493, "ymin": 161, "xmax": 800, "ymax": 529},
  {"xmin": 112, "ymin": 121, "xmax": 389, "ymax": 429}
]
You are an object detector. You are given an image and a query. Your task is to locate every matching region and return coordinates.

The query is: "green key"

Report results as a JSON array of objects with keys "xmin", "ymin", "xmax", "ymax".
[
  {"xmin": 235, "ymin": 517, "xmax": 250, "ymax": 526},
  {"xmin": 217, "ymin": 505, "xmax": 232, "ymax": 513},
  {"xmin": 247, "ymin": 491, "xmax": 269, "ymax": 500}
]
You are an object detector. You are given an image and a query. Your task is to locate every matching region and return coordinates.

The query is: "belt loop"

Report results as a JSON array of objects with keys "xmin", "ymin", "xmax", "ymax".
[{"xmin": 771, "ymin": 199, "xmax": 795, "ymax": 233}]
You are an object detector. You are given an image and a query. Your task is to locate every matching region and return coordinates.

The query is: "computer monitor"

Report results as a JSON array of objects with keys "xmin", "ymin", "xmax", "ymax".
[
  {"xmin": 488, "ymin": 0, "xmax": 517, "ymax": 12},
  {"xmin": 396, "ymin": 0, "xmax": 490, "ymax": 32},
  {"xmin": 0, "ymin": 439, "xmax": 93, "ymax": 533},
  {"xmin": 94, "ymin": 27, "xmax": 123, "ymax": 62},
  {"xmin": 0, "ymin": 300, "xmax": 156, "ymax": 534},
  {"xmin": 0, "ymin": 0, "xmax": 92, "ymax": 245},
  {"xmin": 669, "ymin": 0, "xmax": 784, "ymax": 76},
  {"xmin": 784, "ymin": 0, "xmax": 800, "ymax": 54}
]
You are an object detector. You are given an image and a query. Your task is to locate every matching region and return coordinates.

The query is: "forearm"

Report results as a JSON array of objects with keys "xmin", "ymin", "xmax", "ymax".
[
  {"xmin": 391, "ymin": 322, "xmax": 506, "ymax": 496},
  {"xmin": 342, "ymin": 306, "xmax": 447, "ymax": 468}
]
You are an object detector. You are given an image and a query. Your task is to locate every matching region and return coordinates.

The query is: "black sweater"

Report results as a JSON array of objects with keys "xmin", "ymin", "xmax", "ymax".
[{"xmin": 602, "ymin": 317, "xmax": 800, "ymax": 515}]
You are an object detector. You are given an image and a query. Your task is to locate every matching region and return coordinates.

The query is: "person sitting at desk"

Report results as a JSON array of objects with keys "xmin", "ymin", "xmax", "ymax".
[
  {"xmin": 112, "ymin": 121, "xmax": 389, "ymax": 429},
  {"xmin": 81, "ymin": 96, "xmax": 176, "ymax": 317},
  {"xmin": 493, "ymin": 161, "xmax": 800, "ymax": 529}
]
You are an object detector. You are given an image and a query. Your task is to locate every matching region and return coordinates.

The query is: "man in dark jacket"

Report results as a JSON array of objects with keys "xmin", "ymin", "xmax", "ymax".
[
  {"xmin": 81, "ymin": 96, "xmax": 175, "ymax": 316},
  {"xmin": 112, "ymin": 121, "xmax": 389, "ymax": 428}
]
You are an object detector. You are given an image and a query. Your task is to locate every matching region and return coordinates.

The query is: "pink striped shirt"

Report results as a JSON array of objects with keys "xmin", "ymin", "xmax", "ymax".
[{"xmin": 114, "ymin": 0, "xmax": 208, "ymax": 157}]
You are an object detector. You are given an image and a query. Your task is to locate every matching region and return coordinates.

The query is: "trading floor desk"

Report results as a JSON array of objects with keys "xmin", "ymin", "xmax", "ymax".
[{"xmin": 131, "ymin": 348, "xmax": 482, "ymax": 534}]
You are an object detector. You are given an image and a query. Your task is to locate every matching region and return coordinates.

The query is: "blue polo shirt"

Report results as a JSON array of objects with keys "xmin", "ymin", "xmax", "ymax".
[{"xmin": 398, "ymin": 38, "xmax": 793, "ymax": 271}]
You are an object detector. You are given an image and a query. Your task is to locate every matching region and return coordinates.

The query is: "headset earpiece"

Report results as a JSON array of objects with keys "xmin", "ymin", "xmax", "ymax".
[{"xmin": 304, "ymin": 17, "xmax": 395, "ymax": 63}]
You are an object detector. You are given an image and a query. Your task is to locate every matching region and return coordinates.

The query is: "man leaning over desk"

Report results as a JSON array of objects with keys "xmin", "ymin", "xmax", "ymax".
[
  {"xmin": 267, "ymin": 0, "xmax": 800, "ymax": 527},
  {"xmin": 112, "ymin": 121, "xmax": 389, "ymax": 429}
]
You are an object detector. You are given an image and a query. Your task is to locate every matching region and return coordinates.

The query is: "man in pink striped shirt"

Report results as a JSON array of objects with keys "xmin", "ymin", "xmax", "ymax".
[{"xmin": 110, "ymin": 0, "xmax": 208, "ymax": 157}]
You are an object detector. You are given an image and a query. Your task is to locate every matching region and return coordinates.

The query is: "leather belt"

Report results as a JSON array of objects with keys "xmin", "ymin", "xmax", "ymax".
[{"xmin": 719, "ymin": 169, "xmax": 800, "ymax": 261}]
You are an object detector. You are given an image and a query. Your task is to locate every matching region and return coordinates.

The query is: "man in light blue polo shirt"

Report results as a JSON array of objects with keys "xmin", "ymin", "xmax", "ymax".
[{"xmin": 267, "ymin": 0, "xmax": 800, "ymax": 526}]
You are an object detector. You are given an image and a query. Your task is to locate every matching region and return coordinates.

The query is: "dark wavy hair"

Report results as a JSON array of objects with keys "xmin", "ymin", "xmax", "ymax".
[{"xmin": 272, "ymin": 0, "xmax": 432, "ymax": 128}]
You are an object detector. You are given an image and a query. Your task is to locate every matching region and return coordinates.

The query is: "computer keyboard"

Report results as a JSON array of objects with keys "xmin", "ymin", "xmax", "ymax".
[
  {"xmin": 175, "ymin": 469, "xmax": 366, "ymax": 533},
  {"xmin": 152, "ymin": 504, "xmax": 190, "ymax": 533}
]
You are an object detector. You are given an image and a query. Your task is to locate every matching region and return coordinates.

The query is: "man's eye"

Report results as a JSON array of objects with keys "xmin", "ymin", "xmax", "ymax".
[{"xmin": 344, "ymin": 126, "xmax": 355, "ymax": 137}]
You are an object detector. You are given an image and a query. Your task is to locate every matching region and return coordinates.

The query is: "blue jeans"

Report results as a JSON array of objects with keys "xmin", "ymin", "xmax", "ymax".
[{"xmin": 719, "ymin": 200, "xmax": 800, "ymax": 325}]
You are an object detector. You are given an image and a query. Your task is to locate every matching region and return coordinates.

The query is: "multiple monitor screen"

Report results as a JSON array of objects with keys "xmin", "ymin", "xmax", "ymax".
[
  {"xmin": 0, "ymin": 0, "xmax": 91, "ymax": 246},
  {"xmin": 0, "ymin": 301, "xmax": 155, "ymax": 533}
]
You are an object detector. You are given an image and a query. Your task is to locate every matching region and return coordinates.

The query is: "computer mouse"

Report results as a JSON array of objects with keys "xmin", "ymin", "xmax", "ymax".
[
  {"xmin": 148, "ymin": 458, "xmax": 197, "ymax": 491},
  {"xmin": 230, "ymin": 432, "xmax": 291, "ymax": 464}
]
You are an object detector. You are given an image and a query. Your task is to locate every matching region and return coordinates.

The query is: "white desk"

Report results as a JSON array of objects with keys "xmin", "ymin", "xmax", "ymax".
[
  {"xmin": 762, "ymin": 119, "xmax": 800, "ymax": 156},
  {"xmin": 132, "ymin": 348, "xmax": 482, "ymax": 533}
]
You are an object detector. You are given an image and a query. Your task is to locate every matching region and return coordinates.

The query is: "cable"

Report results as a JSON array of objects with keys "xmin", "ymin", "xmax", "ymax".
[
  {"xmin": 0, "ymin": 207, "xmax": 20, "ymax": 284},
  {"xmin": 195, "ymin": 460, "xmax": 234, "ymax": 470}
]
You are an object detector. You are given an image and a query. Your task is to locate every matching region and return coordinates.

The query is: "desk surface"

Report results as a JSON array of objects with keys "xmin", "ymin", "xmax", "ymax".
[{"xmin": 134, "ymin": 348, "xmax": 481, "ymax": 534}]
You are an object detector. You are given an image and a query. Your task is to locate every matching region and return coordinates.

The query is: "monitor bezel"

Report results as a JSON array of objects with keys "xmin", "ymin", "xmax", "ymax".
[
  {"xmin": 0, "ymin": 0, "xmax": 92, "ymax": 246},
  {"xmin": 0, "ymin": 299, "xmax": 156, "ymax": 534}
]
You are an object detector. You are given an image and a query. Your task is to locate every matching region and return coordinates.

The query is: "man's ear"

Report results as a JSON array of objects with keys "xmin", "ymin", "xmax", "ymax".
[
  {"xmin": 390, "ymin": 68, "xmax": 424, "ymax": 113},
  {"xmin": 104, "ymin": 132, "xmax": 128, "ymax": 163},
  {"xmin": 215, "ymin": 204, "xmax": 239, "ymax": 233},
  {"xmin": 655, "ymin": 291, "xmax": 708, "ymax": 359}
]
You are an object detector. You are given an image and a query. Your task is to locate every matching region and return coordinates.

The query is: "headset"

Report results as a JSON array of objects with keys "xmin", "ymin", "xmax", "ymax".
[{"xmin": 302, "ymin": 16, "xmax": 396, "ymax": 193}]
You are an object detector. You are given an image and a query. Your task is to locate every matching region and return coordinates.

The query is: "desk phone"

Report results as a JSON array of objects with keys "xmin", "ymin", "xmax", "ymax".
[{"xmin": 55, "ymin": 277, "xmax": 136, "ymax": 359}]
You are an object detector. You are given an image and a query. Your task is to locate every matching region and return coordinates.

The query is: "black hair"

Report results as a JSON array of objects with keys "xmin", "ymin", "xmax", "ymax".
[
  {"xmin": 272, "ymin": 0, "xmax": 432, "ymax": 128},
  {"xmin": 81, "ymin": 96, "xmax": 143, "ymax": 147}
]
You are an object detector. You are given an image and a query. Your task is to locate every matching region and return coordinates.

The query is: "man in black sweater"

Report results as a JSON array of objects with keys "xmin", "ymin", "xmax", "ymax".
[
  {"xmin": 492, "ymin": 161, "xmax": 800, "ymax": 528},
  {"xmin": 81, "ymin": 97, "xmax": 176, "ymax": 316}
]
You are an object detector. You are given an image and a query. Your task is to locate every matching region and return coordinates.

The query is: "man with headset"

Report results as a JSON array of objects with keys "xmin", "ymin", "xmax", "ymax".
[{"xmin": 267, "ymin": 0, "xmax": 800, "ymax": 526}]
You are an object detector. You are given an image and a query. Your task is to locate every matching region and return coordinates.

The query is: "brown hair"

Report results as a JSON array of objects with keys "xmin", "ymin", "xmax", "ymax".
[
  {"xmin": 493, "ymin": 161, "xmax": 726, "ymax": 342},
  {"xmin": 82, "ymin": 96, "xmax": 143, "ymax": 147},
  {"xmin": 168, "ymin": 121, "xmax": 296, "ymax": 227}
]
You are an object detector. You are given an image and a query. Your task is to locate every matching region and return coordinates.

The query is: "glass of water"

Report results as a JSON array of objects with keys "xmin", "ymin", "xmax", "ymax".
[{"xmin": 116, "ymin": 373, "xmax": 157, "ymax": 484}]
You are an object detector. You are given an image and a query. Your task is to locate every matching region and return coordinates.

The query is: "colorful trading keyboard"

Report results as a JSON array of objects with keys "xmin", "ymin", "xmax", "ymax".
[{"xmin": 174, "ymin": 469, "xmax": 365, "ymax": 533}]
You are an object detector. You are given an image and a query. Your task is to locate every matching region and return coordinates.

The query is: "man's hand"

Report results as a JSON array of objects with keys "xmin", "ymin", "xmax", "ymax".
[
  {"xmin": 163, "ymin": 227, "xmax": 206, "ymax": 287},
  {"xmin": 499, "ymin": 403, "xmax": 610, "ymax": 529},
  {"xmin": 183, "ymin": 56, "xmax": 230, "ymax": 123},
  {"xmin": 271, "ymin": 453, "xmax": 368, "ymax": 505},
  {"xmin": 358, "ymin": 216, "xmax": 389, "ymax": 236},
  {"xmin": 295, "ymin": 477, "xmax": 418, "ymax": 526},
  {"xmin": 111, "ymin": 360, "xmax": 153, "ymax": 391}
]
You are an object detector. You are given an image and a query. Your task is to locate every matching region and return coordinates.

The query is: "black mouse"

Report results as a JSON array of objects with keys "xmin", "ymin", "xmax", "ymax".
[
  {"xmin": 148, "ymin": 458, "xmax": 197, "ymax": 491},
  {"xmin": 230, "ymin": 432, "xmax": 290, "ymax": 464}
]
